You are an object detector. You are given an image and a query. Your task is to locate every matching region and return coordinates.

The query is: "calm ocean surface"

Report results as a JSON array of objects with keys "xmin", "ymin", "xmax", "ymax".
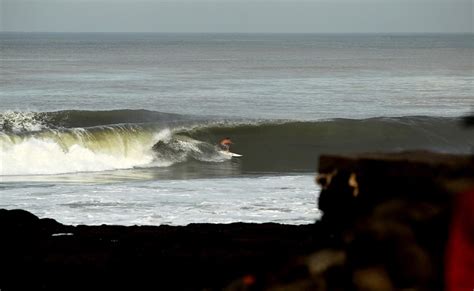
[{"xmin": 1, "ymin": 33, "xmax": 473, "ymax": 225}]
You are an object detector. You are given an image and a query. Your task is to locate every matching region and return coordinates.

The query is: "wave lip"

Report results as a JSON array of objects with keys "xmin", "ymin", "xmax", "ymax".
[{"xmin": 0, "ymin": 109, "xmax": 193, "ymax": 133}]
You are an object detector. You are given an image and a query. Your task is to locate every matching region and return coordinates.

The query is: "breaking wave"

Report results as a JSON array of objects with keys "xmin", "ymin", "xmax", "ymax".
[
  {"xmin": 0, "ymin": 124, "xmax": 229, "ymax": 176},
  {"xmin": 1, "ymin": 110, "xmax": 472, "ymax": 176}
]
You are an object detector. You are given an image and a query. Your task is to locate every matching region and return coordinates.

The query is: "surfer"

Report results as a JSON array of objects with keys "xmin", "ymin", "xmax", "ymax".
[{"xmin": 218, "ymin": 137, "xmax": 233, "ymax": 152}]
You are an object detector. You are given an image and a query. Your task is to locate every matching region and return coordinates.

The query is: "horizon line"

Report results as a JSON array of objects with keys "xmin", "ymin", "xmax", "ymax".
[{"xmin": 1, "ymin": 31, "xmax": 473, "ymax": 35}]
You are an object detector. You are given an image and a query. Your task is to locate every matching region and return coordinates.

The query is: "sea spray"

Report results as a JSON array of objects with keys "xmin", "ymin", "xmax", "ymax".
[{"xmin": 0, "ymin": 111, "xmax": 49, "ymax": 132}]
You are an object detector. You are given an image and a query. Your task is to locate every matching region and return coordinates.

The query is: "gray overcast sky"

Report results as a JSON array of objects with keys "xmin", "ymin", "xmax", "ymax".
[{"xmin": 1, "ymin": 0, "xmax": 472, "ymax": 33}]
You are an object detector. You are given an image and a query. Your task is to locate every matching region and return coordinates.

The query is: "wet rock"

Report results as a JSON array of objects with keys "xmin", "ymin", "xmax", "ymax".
[
  {"xmin": 0, "ymin": 212, "xmax": 322, "ymax": 291},
  {"xmin": 254, "ymin": 151, "xmax": 473, "ymax": 290},
  {"xmin": 263, "ymin": 151, "xmax": 474, "ymax": 290}
]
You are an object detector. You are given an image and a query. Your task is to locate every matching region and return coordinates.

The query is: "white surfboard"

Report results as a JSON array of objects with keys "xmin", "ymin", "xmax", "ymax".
[{"xmin": 219, "ymin": 151, "xmax": 242, "ymax": 158}]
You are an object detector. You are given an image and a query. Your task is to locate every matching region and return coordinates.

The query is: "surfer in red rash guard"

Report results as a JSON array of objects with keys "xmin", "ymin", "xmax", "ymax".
[{"xmin": 219, "ymin": 137, "xmax": 233, "ymax": 152}]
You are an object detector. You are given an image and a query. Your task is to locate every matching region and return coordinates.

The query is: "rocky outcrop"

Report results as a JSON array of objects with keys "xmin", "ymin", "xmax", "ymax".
[
  {"xmin": 266, "ymin": 151, "xmax": 474, "ymax": 290},
  {"xmin": 0, "ymin": 151, "xmax": 473, "ymax": 290},
  {"xmin": 317, "ymin": 151, "xmax": 473, "ymax": 231},
  {"xmin": 0, "ymin": 209, "xmax": 325, "ymax": 291}
]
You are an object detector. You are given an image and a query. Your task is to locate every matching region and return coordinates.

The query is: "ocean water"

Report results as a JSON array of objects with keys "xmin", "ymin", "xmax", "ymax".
[{"xmin": 1, "ymin": 33, "xmax": 473, "ymax": 225}]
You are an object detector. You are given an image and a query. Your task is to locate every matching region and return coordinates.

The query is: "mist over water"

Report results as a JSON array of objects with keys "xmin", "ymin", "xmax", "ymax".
[{"xmin": 1, "ymin": 33, "xmax": 472, "ymax": 225}]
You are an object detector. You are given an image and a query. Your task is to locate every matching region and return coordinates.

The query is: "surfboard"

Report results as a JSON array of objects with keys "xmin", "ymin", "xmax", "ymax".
[{"xmin": 219, "ymin": 151, "xmax": 242, "ymax": 158}]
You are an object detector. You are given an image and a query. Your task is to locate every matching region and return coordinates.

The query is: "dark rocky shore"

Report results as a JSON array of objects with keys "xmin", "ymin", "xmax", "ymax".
[{"xmin": 1, "ymin": 151, "xmax": 473, "ymax": 291}]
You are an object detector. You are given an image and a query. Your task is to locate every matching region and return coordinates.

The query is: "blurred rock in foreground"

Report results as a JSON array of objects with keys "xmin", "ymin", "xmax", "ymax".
[{"xmin": 270, "ymin": 151, "xmax": 473, "ymax": 291}]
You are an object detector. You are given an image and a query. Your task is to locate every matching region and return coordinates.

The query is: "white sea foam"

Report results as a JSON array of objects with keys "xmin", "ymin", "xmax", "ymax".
[
  {"xmin": 0, "ymin": 111, "xmax": 47, "ymax": 132},
  {"xmin": 0, "ymin": 127, "xmax": 174, "ymax": 175},
  {"xmin": 0, "ymin": 136, "xmax": 155, "ymax": 175},
  {"xmin": 0, "ymin": 174, "xmax": 322, "ymax": 225},
  {"xmin": 153, "ymin": 128, "xmax": 172, "ymax": 143}
]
